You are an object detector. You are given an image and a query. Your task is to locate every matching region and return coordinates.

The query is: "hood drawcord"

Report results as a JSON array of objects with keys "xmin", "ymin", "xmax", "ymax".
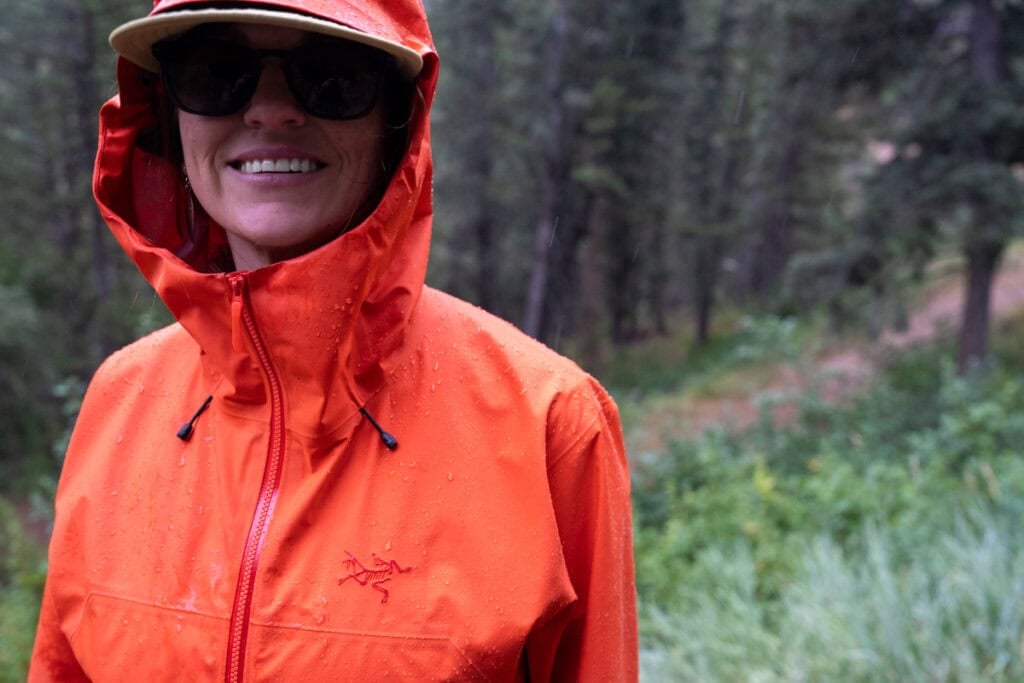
[
  {"xmin": 359, "ymin": 407, "xmax": 399, "ymax": 451},
  {"xmin": 177, "ymin": 395, "xmax": 213, "ymax": 441}
]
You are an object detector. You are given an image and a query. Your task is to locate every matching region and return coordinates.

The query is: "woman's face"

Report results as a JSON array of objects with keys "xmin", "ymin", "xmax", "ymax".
[{"xmin": 177, "ymin": 24, "xmax": 390, "ymax": 270}]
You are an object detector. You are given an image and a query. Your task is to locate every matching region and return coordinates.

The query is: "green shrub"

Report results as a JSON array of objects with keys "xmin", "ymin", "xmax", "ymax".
[{"xmin": 0, "ymin": 497, "xmax": 47, "ymax": 682}]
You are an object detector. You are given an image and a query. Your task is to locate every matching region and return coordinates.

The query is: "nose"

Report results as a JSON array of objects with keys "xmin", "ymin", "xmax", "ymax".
[{"xmin": 243, "ymin": 61, "xmax": 306, "ymax": 128}]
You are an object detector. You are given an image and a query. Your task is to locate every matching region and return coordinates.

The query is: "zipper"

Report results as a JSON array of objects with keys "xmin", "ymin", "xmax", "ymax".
[{"xmin": 225, "ymin": 274, "xmax": 286, "ymax": 683}]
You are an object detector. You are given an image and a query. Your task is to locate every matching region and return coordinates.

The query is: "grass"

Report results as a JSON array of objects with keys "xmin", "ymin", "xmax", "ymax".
[{"xmin": 641, "ymin": 511, "xmax": 1024, "ymax": 682}]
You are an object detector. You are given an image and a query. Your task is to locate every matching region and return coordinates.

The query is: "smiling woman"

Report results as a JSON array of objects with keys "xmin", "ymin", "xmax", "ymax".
[{"xmin": 29, "ymin": 1, "xmax": 637, "ymax": 681}]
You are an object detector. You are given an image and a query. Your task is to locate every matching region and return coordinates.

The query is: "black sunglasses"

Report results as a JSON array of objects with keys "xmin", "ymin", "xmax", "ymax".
[{"xmin": 152, "ymin": 30, "xmax": 393, "ymax": 120}]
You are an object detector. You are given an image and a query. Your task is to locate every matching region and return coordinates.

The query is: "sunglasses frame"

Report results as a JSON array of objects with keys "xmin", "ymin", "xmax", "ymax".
[{"xmin": 152, "ymin": 28, "xmax": 394, "ymax": 121}]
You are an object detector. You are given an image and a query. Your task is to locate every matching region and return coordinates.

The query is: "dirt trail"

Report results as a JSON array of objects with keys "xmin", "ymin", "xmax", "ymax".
[{"xmin": 625, "ymin": 251, "xmax": 1024, "ymax": 460}]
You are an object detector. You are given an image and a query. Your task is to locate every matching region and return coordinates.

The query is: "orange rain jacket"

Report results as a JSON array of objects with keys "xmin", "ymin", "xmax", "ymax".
[{"xmin": 29, "ymin": 0, "xmax": 637, "ymax": 680}]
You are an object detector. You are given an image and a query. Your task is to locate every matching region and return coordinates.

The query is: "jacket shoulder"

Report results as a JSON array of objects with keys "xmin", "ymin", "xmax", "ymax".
[
  {"xmin": 416, "ymin": 287, "xmax": 582, "ymax": 374},
  {"xmin": 413, "ymin": 287, "xmax": 621, "ymax": 459},
  {"xmin": 90, "ymin": 322, "xmax": 197, "ymax": 384}
]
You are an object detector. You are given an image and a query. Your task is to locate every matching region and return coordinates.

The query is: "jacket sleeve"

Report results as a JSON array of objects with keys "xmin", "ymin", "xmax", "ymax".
[
  {"xmin": 28, "ymin": 575, "xmax": 90, "ymax": 682},
  {"xmin": 525, "ymin": 376, "xmax": 638, "ymax": 682}
]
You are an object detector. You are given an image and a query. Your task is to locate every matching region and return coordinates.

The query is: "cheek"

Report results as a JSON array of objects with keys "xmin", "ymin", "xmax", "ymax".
[
  {"xmin": 327, "ymin": 115, "xmax": 388, "ymax": 170},
  {"xmin": 177, "ymin": 116, "xmax": 202, "ymax": 180},
  {"xmin": 177, "ymin": 113, "xmax": 222, "ymax": 172}
]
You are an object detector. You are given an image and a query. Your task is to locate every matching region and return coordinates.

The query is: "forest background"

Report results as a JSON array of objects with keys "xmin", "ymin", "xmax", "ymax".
[{"xmin": 3, "ymin": 0, "xmax": 1024, "ymax": 680}]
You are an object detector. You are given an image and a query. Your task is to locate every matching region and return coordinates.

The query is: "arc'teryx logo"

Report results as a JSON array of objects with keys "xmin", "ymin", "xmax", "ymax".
[{"xmin": 338, "ymin": 551, "xmax": 412, "ymax": 604}]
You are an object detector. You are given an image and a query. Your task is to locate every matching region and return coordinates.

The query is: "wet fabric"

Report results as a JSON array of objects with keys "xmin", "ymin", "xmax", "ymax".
[{"xmin": 29, "ymin": 1, "xmax": 637, "ymax": 680}]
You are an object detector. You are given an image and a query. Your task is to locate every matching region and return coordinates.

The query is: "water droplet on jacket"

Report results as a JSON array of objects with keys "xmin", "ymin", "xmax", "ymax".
[
  {"xmin": 447, "ymin": 472, "xmax": 454, "ymax": 481},
  {"xmin": 175, "ymin": 623, "xmax": 183, "ymax": 633}
]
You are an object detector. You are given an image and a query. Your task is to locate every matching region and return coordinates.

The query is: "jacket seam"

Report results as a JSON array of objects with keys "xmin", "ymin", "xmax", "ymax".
[
  {"xmin": 69, "ymin": 590, "xmax": 229, "ymax": 645},
  {"xmin": 71, "ymin": 593, "xmax": 488, "ymax": 678},
  {"xmin": 545, "ymin": 402, "xmax": 604, "ymax": 472}
]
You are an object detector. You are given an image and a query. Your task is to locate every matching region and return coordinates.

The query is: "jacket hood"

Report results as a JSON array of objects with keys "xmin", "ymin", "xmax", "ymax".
[{"xmin": 94, "ymin": 0, "xmax": 439, "ymax": 436}]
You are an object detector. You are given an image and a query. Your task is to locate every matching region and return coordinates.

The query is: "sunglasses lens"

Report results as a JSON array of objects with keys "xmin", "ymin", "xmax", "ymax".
[
  {"xmin": 157, "ymin": 39, "xmax": 259, "ymax": 116},
  {"xmin": 154, "ymin": 33, "xmax": 388, "ymax": 120},
  {"xmin": 286, "ymin": 43, "xmax": 382, "ymax": 120}
]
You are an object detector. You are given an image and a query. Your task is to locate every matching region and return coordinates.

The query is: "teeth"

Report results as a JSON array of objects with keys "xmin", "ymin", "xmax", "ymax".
[{"xmin": 239, "ymin": 158, "xmax": 320, "ymax": 174}]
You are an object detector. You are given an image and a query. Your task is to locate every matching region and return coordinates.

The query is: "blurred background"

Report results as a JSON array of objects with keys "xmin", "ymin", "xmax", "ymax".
[{"xmin": 3, "ymin": 0, "xmax": 1024, "ymax": 680}]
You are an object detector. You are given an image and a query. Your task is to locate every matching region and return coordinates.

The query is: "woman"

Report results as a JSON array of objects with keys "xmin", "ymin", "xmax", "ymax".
[{"xmin": 30, "ymin": 1, "xmax": 637, "ymax": 680}]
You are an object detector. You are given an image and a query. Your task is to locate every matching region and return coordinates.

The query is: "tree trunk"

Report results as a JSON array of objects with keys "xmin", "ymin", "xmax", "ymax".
[
  {"xmin": 647, "ymin": 224, "xmax": 669, "ymax": 337},
  {"xmin": 694, "ymin": 237, "xmax": 723, "ymax": 346},
  {"xmin": 752, "ymin": 122, "xmax": 799, "ymax": 300},
  {"xmin": 523, "ymin": 0, "xmax": 568, "ymax": 339},
  {"xmin": 958, "ymin": 240, "xmax": 1003, "ymax": 374},
  {"xmin": 955, "ymin": 0, "xmax": 1005, "ymax": 374},
  {"xmin": 470, "ymin": 24, "xmax": 497, "ymax": 313},
  {"xmin": 971, "ymin": 0, "xmax": 1003, "ymax": 86},
  {"xmin": 578, "ymin": 193, "xmax": 607, "ymax": 370},
  {"xmin": 689, "ymin": 5, "xmax": 736, "ymax": 346}
]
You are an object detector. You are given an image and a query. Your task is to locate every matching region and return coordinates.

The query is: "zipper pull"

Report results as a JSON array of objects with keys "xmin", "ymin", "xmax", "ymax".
[
  {"xmin": 229, "ymin": 273, "xmax": 247, "ymax": 299},
  {"xmin": 229, "ymin": 273, "xmax": 249, "ymax": 353}
]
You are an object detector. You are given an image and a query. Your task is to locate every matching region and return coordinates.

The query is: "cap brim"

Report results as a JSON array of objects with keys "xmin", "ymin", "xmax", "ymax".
[{"xmin": 110, "ymin": 8, "xmax": 423, "ymax": 79}]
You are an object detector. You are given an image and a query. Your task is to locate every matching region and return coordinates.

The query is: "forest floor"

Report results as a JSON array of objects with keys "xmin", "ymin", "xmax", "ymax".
[{"xmin": 624, "ymin": 247, "xmax": 1024, "ymax": 461}]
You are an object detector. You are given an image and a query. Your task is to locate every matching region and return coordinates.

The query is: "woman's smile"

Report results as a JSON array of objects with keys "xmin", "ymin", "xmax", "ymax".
[{"xmin": 232, "ymin": 157, "xmax": 326, "ymax": 174}]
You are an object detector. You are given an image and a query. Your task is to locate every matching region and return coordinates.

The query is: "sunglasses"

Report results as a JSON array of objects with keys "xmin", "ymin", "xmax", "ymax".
[{"xmin": 152, "ymin": 30, "xmax": 393, "ymax": 120}]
